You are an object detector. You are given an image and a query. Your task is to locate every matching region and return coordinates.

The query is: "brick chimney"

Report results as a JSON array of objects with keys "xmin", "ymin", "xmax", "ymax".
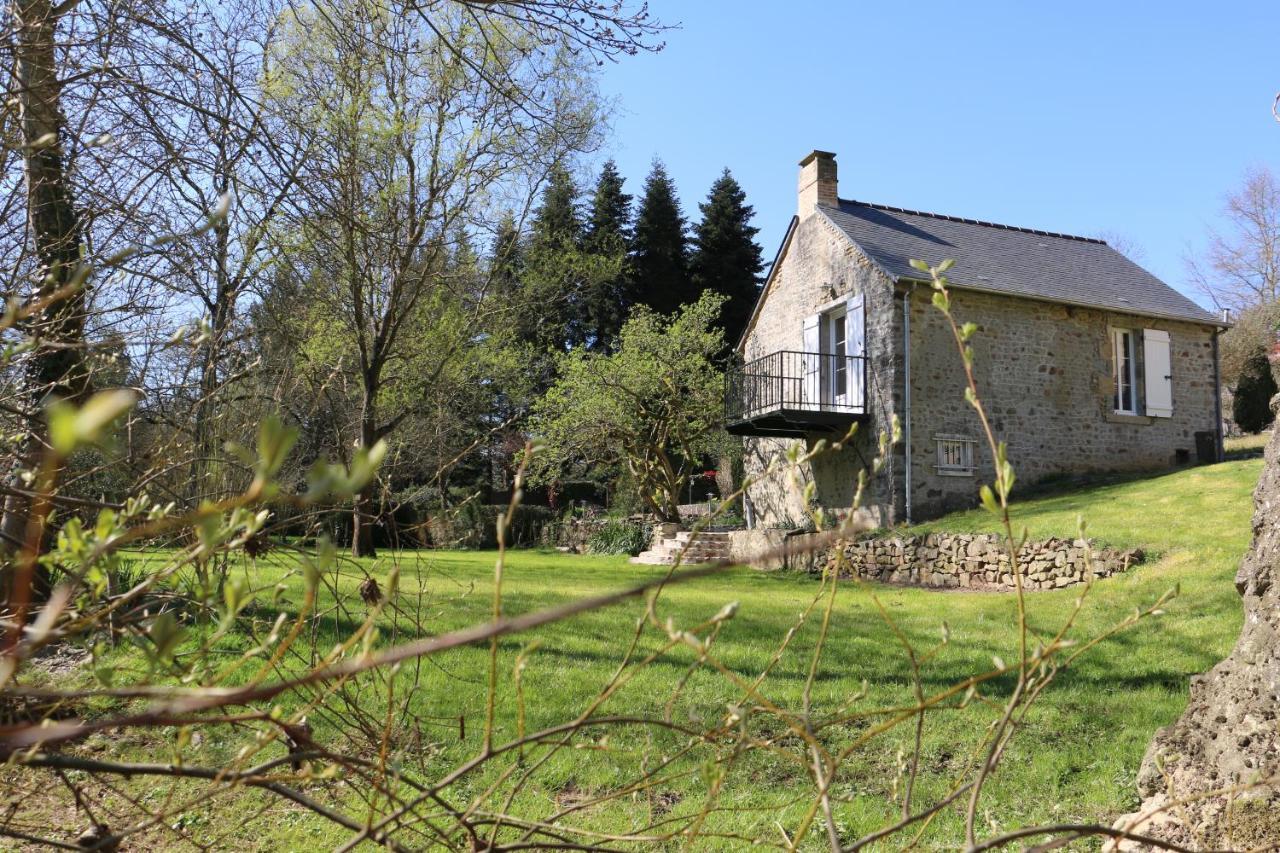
[{"xmin": 798, "ymin": 150, "xmax": 838, "ymax": 217}]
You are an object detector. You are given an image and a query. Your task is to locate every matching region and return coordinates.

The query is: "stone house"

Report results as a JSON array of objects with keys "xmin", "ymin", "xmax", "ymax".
[{"xmin": 730, "ymin": 150, "xmax": 1226, "ymax": 526}]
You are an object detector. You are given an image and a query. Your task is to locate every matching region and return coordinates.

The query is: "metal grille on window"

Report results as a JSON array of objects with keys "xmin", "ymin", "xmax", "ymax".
[{"xmin": 935, "ymin": 435, "xmax": 976, "ymax": 476}]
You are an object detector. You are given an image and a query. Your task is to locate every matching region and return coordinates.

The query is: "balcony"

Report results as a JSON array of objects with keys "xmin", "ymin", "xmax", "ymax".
[{"xmin": 725, "ymin": 350, "xmax": 868, "ymax": 438}]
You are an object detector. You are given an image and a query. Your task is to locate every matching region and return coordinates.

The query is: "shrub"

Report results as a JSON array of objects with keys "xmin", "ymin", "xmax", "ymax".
[
  {"xmin": 1233, "ymin": 348, "xmax": 1277, "ymax": 433},
  {"xmin": 586, "ymin": 518, "xmax": 651, "ymax": 555}
]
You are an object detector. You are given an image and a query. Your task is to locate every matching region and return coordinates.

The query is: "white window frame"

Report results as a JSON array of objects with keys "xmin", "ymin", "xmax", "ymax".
[
  {"xmin": 934, "ymin": 434, "xmax": 977, "ymax": 477},
  {"xmin": 826, "ymin": 303, "xmax": 849, "ymax": 407},
  {"xmin": 1111, "ymin": 327, "xmax": 1139, "ymax": 415}
]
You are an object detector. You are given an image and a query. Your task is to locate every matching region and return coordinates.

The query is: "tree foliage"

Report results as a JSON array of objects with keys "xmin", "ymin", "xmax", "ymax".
[
  {"xmin": 260, "ymin": 0, "xmax": 604, "ymax": 554},
  {"xmin": 1233, "ymin": 348, "xmax": 1278, "ymax": 434},
  {"xmin": 630, "ymin": 159, "xmax": 693, "ymax": 316},
  {"xmin": 1219, "ymin": 299, "xmax": 1280, "ymax": 388},
  {"xmin": 690, "ymin": 168, "xmax": 765, "ymax": 348},
  {"xmin": 530, "ymin": 293, "xmax": 729, "ymax": 521},
  {"xmin": 580, "ymin": 159, "xmax": 634, "ymax": 351}
]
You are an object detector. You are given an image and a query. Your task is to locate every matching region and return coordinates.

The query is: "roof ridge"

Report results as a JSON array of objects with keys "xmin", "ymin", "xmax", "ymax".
[{"xmin": 834, "ymin": 198, "xmax": 1106, "ymax": 245}]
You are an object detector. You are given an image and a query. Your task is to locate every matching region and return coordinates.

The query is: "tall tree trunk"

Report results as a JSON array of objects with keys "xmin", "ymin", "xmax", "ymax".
[
  {"xmin": 351, "ymin": 398, "xmax": 377, "ymax": 559},
  {"xmin": 2, "ymin": 0, "xmax": 87, "ymax": 587},
  {"xmin": 189, "ymin": 213, "xmax": 232, "ymax": 507}
]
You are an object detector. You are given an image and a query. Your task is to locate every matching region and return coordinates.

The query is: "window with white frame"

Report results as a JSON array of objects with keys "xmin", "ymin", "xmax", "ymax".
[
  {"xmin": 1111, "ymin": 328, "xmax": 1138, "ymax": 414},
  {"xmin": 935, "ymin": 434, "xmax": 977, "ymax": 476}
]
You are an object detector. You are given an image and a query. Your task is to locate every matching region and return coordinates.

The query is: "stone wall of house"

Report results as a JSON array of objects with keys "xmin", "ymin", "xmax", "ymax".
[
  {"xmin": 740, "ymin": 211, "xmax": 904, "ymax": 528},
  {"xmin": 904, "ymin": 286, "xmax": 1220, "ymax": 519},
  {"xmin": 825, "ymin": 533, "xmax": 1143, "ymax": 590},
  {"xmin": 738, "ymin": 188, "xmax": 1220, "ymax": 529}
]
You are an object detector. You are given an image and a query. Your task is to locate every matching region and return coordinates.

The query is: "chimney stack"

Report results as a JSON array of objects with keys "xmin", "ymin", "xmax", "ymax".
[{"xmin": 798, "ymin": 150, "xmax": 838, "ymax": 217}]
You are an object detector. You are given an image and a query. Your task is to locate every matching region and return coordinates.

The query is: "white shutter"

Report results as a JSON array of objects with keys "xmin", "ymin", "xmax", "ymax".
[
  {"xmin": 801, "ymin": 313, "xmax": 821, "ymax": 410},
  {"xmin": 846, "ymin": 295, "xmax": 865, "ymax": 409},
  {"xmin": 1143, "ymin": 329, "xmax": 1173, "ymax": 417}
]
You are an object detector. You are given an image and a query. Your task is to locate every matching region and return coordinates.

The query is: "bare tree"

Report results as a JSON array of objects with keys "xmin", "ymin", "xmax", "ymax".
[
  {"xmin": 1, "ymin": 0, "xmax": 91, "ymax": 558},
  {"xmin": 1187, "ymin": 165, "xmax": 1280, "ymax": 314},
  {"xmin": 1094, "ymin": 229, "xmax": 1146, "ymax": 264},
  {"xmin": 265, "ymin": 0, "xmax": 603, "ymax": 556}
]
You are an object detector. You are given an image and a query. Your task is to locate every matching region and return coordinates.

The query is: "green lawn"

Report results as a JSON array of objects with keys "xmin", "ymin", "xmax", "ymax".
[
  {"xmin": 1225, "ymin": 430, "xmax": 1271, "ymax": 459},
  {"xmin": 13, "ymin": 458, "xmax": 1260, "ymax": 850}
]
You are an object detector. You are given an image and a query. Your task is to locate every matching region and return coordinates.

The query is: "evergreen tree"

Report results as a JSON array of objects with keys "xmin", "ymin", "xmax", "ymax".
[
  {"xmin": 630, "ymin": 160, "xmax": 693, "ymax": 316},
  {"xmin": 690, "ymin": 168, "xmax": 765, "ymax": 347},
  {"xmin": 581, "ymin": 160, "xmax": 632, "ymax": 351},
  {"xmin": 489, "ymin": 213, "xmax": 528, "ymax": 335},
  {"xmin": 1233, "ymin": 348, "xmax": 1278, "ymax": 433},
  {"xmin": 523, "ymin": 165, "xmax": 584, "ymax": 351}
]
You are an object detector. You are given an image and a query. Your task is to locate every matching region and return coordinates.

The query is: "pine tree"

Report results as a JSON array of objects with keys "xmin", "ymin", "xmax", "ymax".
[
  {"xmin": 581, "ymin": 160, "xmax": 632, "ymax": 351},
  {"xmin": 690, "ymin": 168, "xmax": 765, "ymax": 347},
  {"xmin": 488, "ymin": 213, "xmax": 528, "ymax": 334},
  {"xmin": 630, "ymin": 160, "xmax": 693, "ymax": 316},
  {"xmin": 523, "ymin": 165, "xmax": 584, "ymax": 352}
]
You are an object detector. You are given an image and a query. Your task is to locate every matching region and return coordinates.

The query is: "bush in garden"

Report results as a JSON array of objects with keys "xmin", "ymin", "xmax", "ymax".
[{"xmin": 586, "ymin": 518, "xmax": 651, "ymax": 555}]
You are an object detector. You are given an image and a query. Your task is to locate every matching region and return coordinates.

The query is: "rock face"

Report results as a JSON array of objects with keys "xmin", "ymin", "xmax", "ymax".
[
  {"xmin": 824, "ymin": 532, "xmax": 1141, "ymax": 590},
  {"xmin": 1115, "ymin": 430, "xmax": 1280, "ymax": 848}
]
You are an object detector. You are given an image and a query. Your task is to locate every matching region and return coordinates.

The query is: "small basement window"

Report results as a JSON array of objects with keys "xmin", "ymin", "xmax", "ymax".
[{"xmin": 934, "ymin": 434, "xmax": 977, "ymax": 476}]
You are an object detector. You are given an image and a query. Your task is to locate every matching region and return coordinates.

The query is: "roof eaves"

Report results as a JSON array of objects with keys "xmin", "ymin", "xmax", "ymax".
[{"xmin": 895, "ymin": 275, "xmax": 1228, "ymax": 328}]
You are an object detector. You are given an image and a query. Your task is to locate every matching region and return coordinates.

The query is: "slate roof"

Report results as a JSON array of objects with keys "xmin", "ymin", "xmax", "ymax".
[{"xmin": 820, "ymin": 199, "xmax": 1221, "ymax": 325}]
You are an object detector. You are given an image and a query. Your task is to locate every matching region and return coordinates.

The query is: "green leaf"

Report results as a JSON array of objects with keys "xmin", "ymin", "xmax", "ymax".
[
  {"xmin": 909, "ymin": 258, "xmax": 930, "ymax": 273},
  {"xmin": 979, "ymin": 484, "xmax": 1000, "ymax": 514},
  {"xmin": 48, "ymin": 390, "xmax": 138, "ymax": 455},
  {"xmin": 148, "ymin": 612, "xmax": 185, "ymax": 663},
  {"xmin": 937, "ymin": 258, "xmax": 956, "ymax": 272},
  {"xmin": 256, "ymin": 415, "xmax": 299, "ymax": 478}
]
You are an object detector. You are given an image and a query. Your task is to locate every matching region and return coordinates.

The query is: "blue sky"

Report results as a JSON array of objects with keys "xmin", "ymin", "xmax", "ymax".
[{"xmin": 595, "ymin": 1, "xmax": 1279, "ymax": 307}]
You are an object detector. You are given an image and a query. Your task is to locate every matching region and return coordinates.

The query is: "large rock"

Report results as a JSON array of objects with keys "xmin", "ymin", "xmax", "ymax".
[{"xmin": 1114, "ymin": 426, "xmax": 1280, "ymax": 849}]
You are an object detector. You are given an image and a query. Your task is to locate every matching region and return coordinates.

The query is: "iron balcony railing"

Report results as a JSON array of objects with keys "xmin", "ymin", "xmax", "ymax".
[{"xmin": 725, "ymin": 350, "xmax": 868, "ymax": 424}]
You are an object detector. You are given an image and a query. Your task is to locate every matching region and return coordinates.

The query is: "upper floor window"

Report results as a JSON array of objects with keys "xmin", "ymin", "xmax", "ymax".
[
  {"xmin": 1111, "ymin": 328, "xmax": 1138, "ymax": 414},
  {"xmin": 1109, "ymin": 327, "xmax": 1174, "ymax": 419}
]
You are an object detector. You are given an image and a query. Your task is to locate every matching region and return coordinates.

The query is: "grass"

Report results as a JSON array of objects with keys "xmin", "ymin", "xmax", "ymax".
[
  {"xmin": 1225, "ymin": 429, "xmax": 1271, "ymax": 459},
  {"xmin": 9, "ymin": 458, "xmax": 1261, "ymax": 850}
]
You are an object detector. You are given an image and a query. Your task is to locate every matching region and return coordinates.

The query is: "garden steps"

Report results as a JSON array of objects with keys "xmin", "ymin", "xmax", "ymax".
[{"xmin": 630, "ymin": 529, "xmax": 731, "ymax": 565}]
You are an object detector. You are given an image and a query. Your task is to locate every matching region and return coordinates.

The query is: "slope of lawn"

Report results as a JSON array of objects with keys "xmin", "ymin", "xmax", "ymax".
[{"xmin": 10, "ymin": 458, "xmax": 1260, "ymax": 850}]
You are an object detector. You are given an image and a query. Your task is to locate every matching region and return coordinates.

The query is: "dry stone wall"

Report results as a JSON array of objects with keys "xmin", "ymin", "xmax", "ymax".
[{"xmin": 825, "ymin": 532, "xmax": 1143, "ymax": 590}]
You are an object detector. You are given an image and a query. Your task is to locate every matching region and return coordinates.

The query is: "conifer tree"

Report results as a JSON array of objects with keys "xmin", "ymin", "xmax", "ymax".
[
  {"xmin": 489, "ymin": 214, "xmax": 528, "ymax": 334},
  {"xmin": 690, "ymin": 168, "xmax": 765, "ymax": 347},
  {"xmin": 523, "ymin": 165, "xmax": 585, "ymax": 352},
  {"xmin": 581, "ymin": 160, "xmax": 633, "ymax": 351},
  {"xmin": 630, "ymin": 160, "xmax": 693, "ymax": 316}
]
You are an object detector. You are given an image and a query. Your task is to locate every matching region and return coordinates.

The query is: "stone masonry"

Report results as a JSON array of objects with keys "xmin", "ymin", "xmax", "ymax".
[
  {"xmin": 825, "ymin": 533, "xmax": 1143, "ymax": 590},
  {"xmin": 739, "ymin": 151, "xmax": 1222, "ymax": 527},
  {"xmin": 740, "ymin": 203, "xmax": 901, "ymax": 529},
  {"xmin": 904, "ymin": 286, "xmax": 1219, "ymax": 520}
]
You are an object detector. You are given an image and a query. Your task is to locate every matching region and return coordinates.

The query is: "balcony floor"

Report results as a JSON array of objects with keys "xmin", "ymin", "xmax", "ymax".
[{"xmin": 725, "ymin": 407, "xmax": 867, "ymax": 438}]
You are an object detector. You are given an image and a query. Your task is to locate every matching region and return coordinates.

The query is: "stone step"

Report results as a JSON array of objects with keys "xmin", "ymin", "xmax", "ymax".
[
  {"xmin": 674, "ymin": 530, "xmax": 730, "ymax": 543},
  {"xmin": 631, "ymin": 529, "xmax": 733, "ymax": 565}
]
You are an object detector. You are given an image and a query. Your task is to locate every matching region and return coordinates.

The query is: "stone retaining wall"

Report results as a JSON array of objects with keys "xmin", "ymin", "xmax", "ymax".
[{"xmin": 825, "ymin": 533, "xmax": 1143, "ymax": 590}]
